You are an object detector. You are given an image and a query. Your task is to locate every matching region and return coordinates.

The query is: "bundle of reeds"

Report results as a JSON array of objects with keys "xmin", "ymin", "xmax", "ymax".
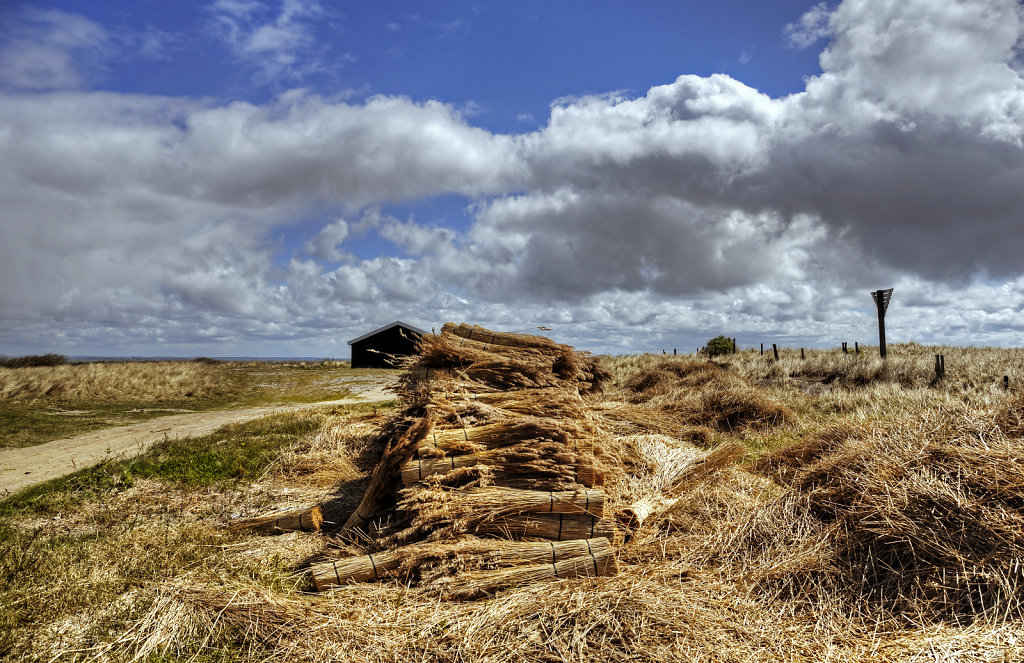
[
  {"xmin": 229, "ymin": 505, "xmax": 323, "ymax": 534},
  {"xmin": 443, "ymin": 543, "xmax": 618, "ymax": 600},
  {"xmin": 340, "ymin": 408, "xmax": 433, "ymax": 535},
  {"xmin": 416, "ymin": 417, "xmax": 589, "ymax": 458},
  {"xmin": 469, "ymin": 387, "xmax": 589, "ymax": 420},
  {"xmin": 442, "ymin": 323, "xmax": 564, "ymax": 351},
  {"xmin": 401, "ymin": 441, "xmax": 598, "ymax": 489},
  {"xmin": 311, "ymin": 537, "xmax": 613, "ymax": 589},
  {"xmin": 402, "ymin": 324, "xmax": 610, "ymax": 395},
  {"xmin": 382, "ymin": 486, "xmax": 605, "ymax": 544}
]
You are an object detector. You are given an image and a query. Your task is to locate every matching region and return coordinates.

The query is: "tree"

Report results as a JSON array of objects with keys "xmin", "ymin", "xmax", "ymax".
[{"xmin": 703, "ymin": 335, "xmax": 733, "ymax": 357}]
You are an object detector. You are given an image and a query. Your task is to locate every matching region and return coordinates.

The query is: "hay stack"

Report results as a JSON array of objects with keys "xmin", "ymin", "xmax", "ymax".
[{"xmin": 320, "ymin": 323, "xmax": 624, "ymax": 596}]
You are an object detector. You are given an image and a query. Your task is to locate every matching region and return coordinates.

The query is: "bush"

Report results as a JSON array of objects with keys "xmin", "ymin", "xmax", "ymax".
[
  {"xmin": 702, "ymin": 336, "xmax": 734, "ymax": 357},
  {"xmin": 0, "ymin": 354, "xmax": 68, "ymax": 368}
]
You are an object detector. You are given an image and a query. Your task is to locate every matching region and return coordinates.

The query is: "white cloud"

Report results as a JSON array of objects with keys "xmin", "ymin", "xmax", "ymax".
[
  {"xmin": 784, "ymin": 2, "xmax": 834, "ymax": 50},
  {"xmin": 4, "ymin": 0, "xmax": 1024, "ymax": 355},
  {"xmin": 207, "ymin": 0, "xmax": 337, "ymax": 80},
  {"xmin": 305, "ymin": 219, "xmax": 350, "ymax": 261},
  {"xmin": 0, "ymin": 8, "xmax": 112, "ymax": 90}
]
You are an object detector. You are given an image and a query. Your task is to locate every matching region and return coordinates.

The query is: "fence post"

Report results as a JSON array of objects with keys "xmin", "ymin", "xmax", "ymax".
[
  {"xmin": 732, "ymin": 338, "xmax": 737, "ymax": 354},
  {"xmin": 872, "ymin": 289, "xmax": 893, "ymax": 359},
  {"xmin": 760, "ymin": 343, "xmax": 764, "ymax": 357},
  {"xmin": 1005, "ymin": 375, "xmax": 1010, "ymax": 391},
  {"xmin": 772, "ymin": 344, "xmax": 779, "ymax": 361},
  {"xmin": 855, "ymin": 342, "xmax": 859, "ymax": 355},
  {"xmin": 673, "ymin": 348, "xmax": 676, "ymax": 356},
  {"xmin": 800, "ymin": 348, "xmax": 805, "ymax": 360},
  {"xmin": 842, "ymin": 342, "xmax": 848, "ymax": 354}
]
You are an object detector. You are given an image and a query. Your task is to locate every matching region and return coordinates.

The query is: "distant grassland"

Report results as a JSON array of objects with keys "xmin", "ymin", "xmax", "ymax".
[{"xmin": 0, "ymin": 360, "xmax": 395, "ymax": 448}]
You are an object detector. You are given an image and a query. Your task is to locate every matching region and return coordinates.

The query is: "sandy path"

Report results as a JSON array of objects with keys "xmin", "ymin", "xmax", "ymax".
[{"xmin": 0, "ymin": 377, "xmax": 397, "ymax": 494}]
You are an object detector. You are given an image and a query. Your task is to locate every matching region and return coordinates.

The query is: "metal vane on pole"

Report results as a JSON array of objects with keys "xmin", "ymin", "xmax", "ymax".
[{"xmin": 871, "ymin": 288, "xmax": 893, "ymax": 359}]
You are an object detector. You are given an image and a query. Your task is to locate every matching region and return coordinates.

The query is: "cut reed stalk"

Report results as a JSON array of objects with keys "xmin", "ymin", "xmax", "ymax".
[
  {"xmin": 418, "ymin": 418, "xmax": 586, "ymax": 457},
  {"xmin": 450, "ymin": 545, "xmax": 618, "ymax": 599},
  {"xmin": 341, "ymin": 413, "xmax": 433, "ymax": 535},
  {"xmin": 401, "ymin": 447, "xmax": 598, "ymax": 488},
  {"xmin": 442, "ymin": 322, "xmax": 562, "ymax": 351},
  {"xmin": 621, "ymin": 441, "xmax": 745, "ymax": 530},
  {"xmin": 229, "ymin": 505, "xmax": 323, "ymax": 534},
  {"xmin": 311, "ymin": 537, "xmax": 613, "ymax": 589},
  {"xmin": 472, "ymin": 513, "xmax": 620, "ymax": 542}
]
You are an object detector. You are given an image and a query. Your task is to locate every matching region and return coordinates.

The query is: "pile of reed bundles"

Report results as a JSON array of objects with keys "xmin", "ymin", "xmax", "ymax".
[{"xmin": 313, "ymin": 323, "xmax": 623, "ymax": 598}]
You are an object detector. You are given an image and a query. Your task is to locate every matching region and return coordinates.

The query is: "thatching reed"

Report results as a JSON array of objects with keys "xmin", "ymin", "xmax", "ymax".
[
  {"xmin": 443, "ymin": 323, "xmax": 565, "ymax": 351},
  {"xmin": 468, "ymin": 387, "xmax": 590, "ymax": 420},
  {"xmin": 619, "ymin": 437, "xmax": 745, "ymax": 530},
  {"xmin": 312, "ymin": 537, "xmax": 613, "ymax": 589},
  {"xmin": 416, "ymin": 416, "xmax": 591, "ymax": 458},
  {"xmin": 230, "ymin": 506, "xmax": 323, "ymax": 535},
  {"xmin": 445, "ymin": 545, "xmax": 618, "ymax": 600},
  {"xmin": 400, "ymin": 442, "xmax": 598, "ymax": 489},
  {"xmin": 381, "ymin": 486, "xmax": 604, "ymax": 544},
  {"xmin": 401, "ymin": 323, "xmax": 610, "ymax": 395},
  {"xmin": 340, "ymin": 407, "xmax": 432, "ymax": 535},
  {"xmin": 727, "ymin": 404, "xmax": 1024, "ymax": 622}
]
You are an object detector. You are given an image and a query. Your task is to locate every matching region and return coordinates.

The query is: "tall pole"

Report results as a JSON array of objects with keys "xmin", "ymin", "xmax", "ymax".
[{"xmin": 872, "ymin": 288, "xmax": 893, "ymax": 359}]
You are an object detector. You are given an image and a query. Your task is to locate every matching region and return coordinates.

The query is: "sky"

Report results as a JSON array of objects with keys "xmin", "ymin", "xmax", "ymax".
[{"xmin": 1, "ymin": 0, "xmax": 1023, "ymax": 358}]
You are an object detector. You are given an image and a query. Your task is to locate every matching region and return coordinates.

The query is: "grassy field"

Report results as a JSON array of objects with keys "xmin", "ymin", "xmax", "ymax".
[
  {"xmin": 2, "ymin": 344, "xmax": 1024, "ymax": 660},
  {"xmin": 0, "ymin": 360, "xmax": 394, "ymax": 448}
]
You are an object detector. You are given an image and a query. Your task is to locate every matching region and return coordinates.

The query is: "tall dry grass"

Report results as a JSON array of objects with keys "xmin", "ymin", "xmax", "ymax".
[
  {"xmin": 0, "ymin": 361, "xmax": 230, "ymax": 403},
  {"xmin": 8, "ymin": 344, "xmax": 1024, "ymax": 661}
]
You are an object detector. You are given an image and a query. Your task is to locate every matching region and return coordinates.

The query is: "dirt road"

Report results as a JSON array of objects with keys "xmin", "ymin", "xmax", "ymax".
[{"xmin": 0, "ymin": 377, "xmax": 397, "ymax": 494}]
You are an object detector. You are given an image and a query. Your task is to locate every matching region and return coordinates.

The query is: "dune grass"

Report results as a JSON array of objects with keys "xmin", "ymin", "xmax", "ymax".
[
  {"xmin": 4, "ymin": 344, "xmax": 1024, "ymax": 661},
  {"xmin": 0, "ymin": 360, "xmax": 395, "ymax": 448}
]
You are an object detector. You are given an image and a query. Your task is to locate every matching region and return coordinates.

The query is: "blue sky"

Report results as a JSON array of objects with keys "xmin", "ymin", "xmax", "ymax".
[{"xmin": 1, "ymin": 0, "xmax": 1024, "ymax": 357}]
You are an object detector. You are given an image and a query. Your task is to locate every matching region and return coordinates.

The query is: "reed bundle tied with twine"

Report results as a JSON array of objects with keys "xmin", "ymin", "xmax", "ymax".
[
  {"xmin": 401, "ymin": 441, "xmax": 599, "ymax": 489},
  {"xmin": 402, "ymin": 323, "xmax": 610, "ymax": 395},
  {"xmin": 443, "ymin": 542, "xmax": 618, "ymax": 600},
  {"xmin": 382, "ymin": 486, "xmax": 605, "ymax": 544},
  {"xmin": 311, "ymin": 537, "xmax": 613, "ymax": 590},
  {"xmin": 229, "ymin": 505, "xmax": 323, "ymax": 534},
  {"xmin": 416, "ymin": 416, "xmax": 592, "ymax": 458},
  {"xmin": 467, "ymin": 387, "xmax": 590, "ymax": 420}
]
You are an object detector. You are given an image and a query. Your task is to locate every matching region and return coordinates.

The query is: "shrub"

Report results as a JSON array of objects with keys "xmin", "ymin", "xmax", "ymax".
[
  {"xmin": 702, "ymin": 335, "xmax": 734, "ymax": 357},
  {"xmin": 0, "ymin": 354, "xmax": 68, "ymax": 368}
]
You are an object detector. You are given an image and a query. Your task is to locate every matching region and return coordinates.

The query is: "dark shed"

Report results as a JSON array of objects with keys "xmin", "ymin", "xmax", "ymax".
[{"xmin": 348, "ymin": 321, "xmax": 428, "ymax": 369}]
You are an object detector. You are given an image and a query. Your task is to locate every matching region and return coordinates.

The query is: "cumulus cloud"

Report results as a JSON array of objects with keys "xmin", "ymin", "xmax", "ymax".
[{"xmin": 3, "ymin": 0, "xmax": 1024, "ymax": 355}]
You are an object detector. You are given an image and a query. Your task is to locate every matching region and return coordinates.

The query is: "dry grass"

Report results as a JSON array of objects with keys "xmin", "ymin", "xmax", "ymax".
[
  {"xmin": 6, "ymin": 343, "xmax": 1024, "ymax": 661},
  {"xmin": 0, "ymin": 361, "xmax": 228, "ymax": 402}
]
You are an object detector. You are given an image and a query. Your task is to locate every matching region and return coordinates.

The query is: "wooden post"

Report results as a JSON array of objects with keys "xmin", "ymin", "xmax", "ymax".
[
  {"xmin": 872, "ymin": 289, "xmax": 893, "ymax": 359},
  {"xmin": 800, "ymin": 348, "xmax": 805, "ymax": 360},
  {"xmin": 732, "ymin": 338, "xmax": 737, "ymax": 354},
  {"xmin": 1005, "ymin": 375, "xmax": 1010, "ymax": 391},
  {"xmin": 760, "ymin": 343, "xmax": 764, "ymax": 356},
  {"xmin": 935, "ymin": 354, "xmax": 945, "ymax": 380},
  {"xmin": 772, "ymin": 344, "xmax": 779, "ymax": 361},
  {"xmin": 842, "ymin": 342, "xmax": 848, "ymax": 354},
  {"xmin": 855, "ymin": 342, "xmax": 859, "ymax": 355},
  {"xmin": 673, "ymin": 348, "xmax": 676, "ymax": 356}
]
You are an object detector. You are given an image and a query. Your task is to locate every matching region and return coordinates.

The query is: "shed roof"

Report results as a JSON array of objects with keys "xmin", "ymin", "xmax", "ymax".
[{"xmin": 347, "ymin": 320, "xmax": 429, "ymax": 345}]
